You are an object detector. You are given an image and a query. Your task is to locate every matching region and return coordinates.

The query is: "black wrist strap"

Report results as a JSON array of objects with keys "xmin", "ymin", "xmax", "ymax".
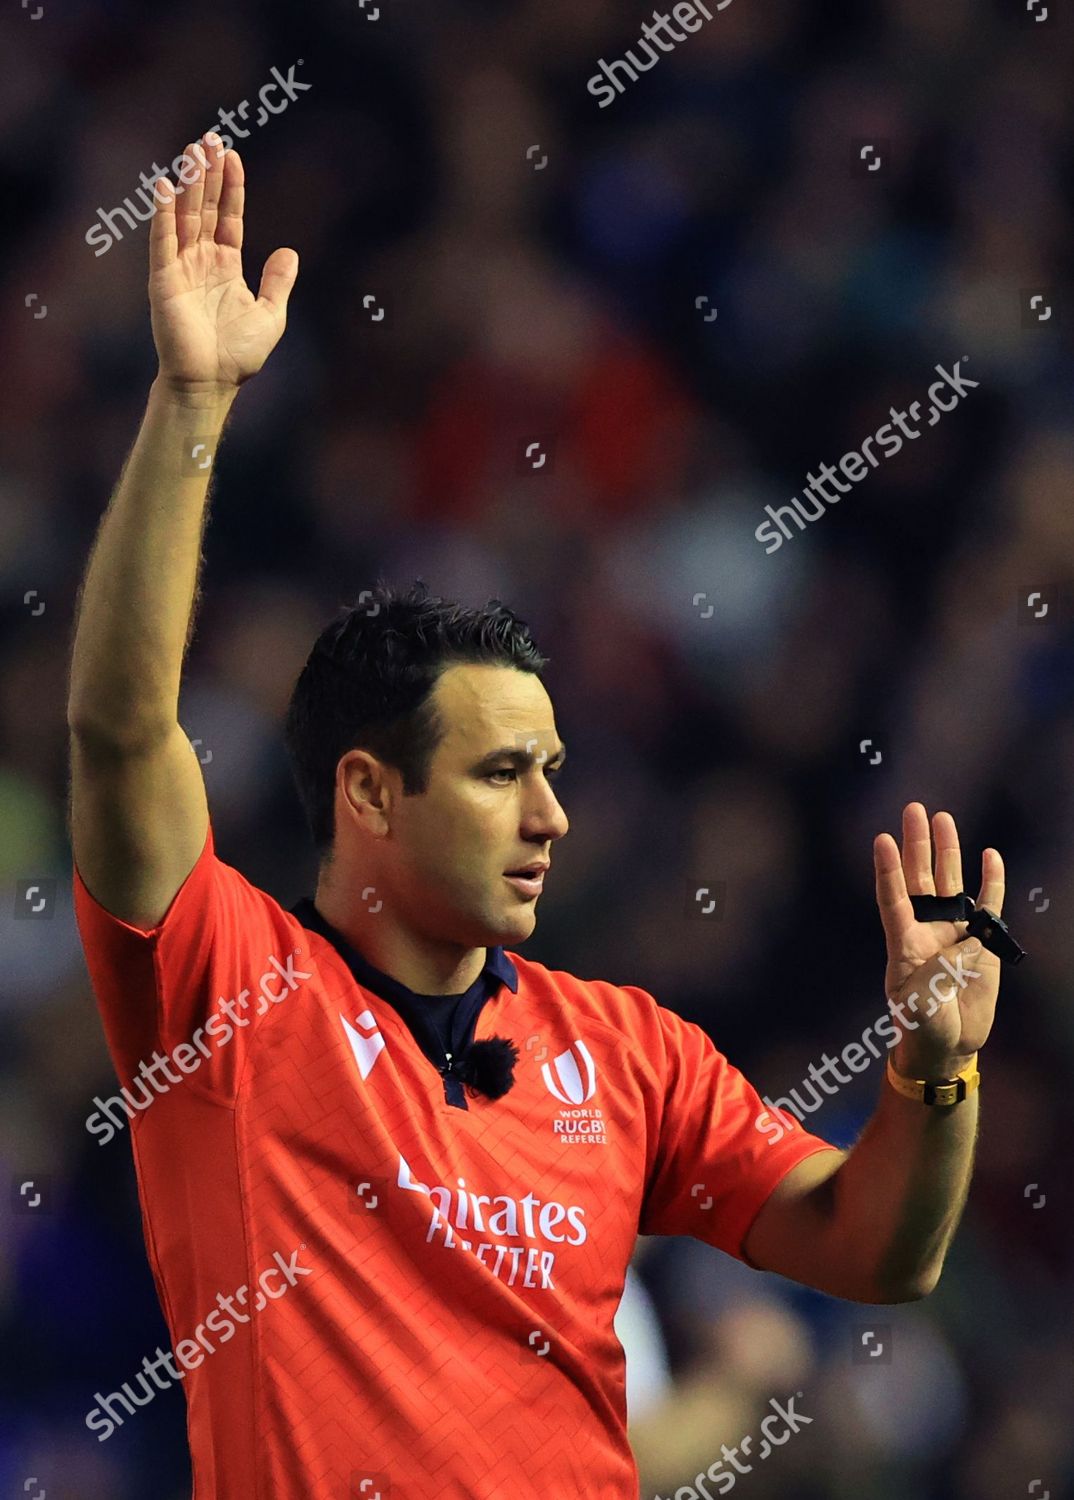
[{"xmin": 909, "ymin": 892, "xmax": 1026, "ymax": 964}]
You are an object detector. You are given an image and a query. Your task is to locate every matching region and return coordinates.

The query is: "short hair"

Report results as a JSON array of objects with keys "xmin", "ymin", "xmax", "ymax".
[{"xmin": 283, "ymin": 579, "xmax": 549, "ymax": 861}]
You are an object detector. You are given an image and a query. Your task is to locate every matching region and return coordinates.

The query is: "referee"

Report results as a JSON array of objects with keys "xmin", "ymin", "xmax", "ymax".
[{"xmin": 68, "ymin": 134, "xmax": 1007, "ymax": 1500}]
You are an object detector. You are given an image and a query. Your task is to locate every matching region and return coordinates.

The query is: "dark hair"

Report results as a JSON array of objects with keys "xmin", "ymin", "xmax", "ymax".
[{"xmin": 283, "ymin": 579, "xmax": 549, "ymax": 861}]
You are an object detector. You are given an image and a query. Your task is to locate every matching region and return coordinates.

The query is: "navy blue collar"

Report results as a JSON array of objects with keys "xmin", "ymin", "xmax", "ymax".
[
  {"xmin": 288, "ymin": 895, "xmax": 518, "ymax": 1018},
  {"xmin": 288, "ymin": 898, "xmax": 521, "ymax": 1108}
]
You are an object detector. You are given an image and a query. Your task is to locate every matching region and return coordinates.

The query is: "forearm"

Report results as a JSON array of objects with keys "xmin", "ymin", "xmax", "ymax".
[
  {"xmin": 67, "ymin": 377, "xmax": 238, "ymax": 744},
  {"xmin": 832, "ymin": 1064, "xmax": 978, "ymax": 1299}
]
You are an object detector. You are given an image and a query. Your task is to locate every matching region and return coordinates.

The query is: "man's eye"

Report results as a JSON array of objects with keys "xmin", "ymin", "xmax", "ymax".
[{"xmin": 487, "ymin": 764, "xmax": 563, "ymax": 783}]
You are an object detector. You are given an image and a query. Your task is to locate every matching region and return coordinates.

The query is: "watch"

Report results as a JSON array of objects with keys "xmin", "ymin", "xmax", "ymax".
[{"xmin": 886, "ymin": 1052, "xmax": 980, "ymax": 1106}]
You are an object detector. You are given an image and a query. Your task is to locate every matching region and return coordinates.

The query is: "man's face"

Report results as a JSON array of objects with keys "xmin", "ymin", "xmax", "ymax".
[{"xmin": 379, "ymin": 663, "xmax": 569, "ymax": 947}]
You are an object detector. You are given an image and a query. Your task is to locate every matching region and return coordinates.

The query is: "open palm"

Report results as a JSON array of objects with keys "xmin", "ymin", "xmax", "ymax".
[
  {"xmin": 874, "ymin": 802, "xmax": 1004, "ymax": 1068},
  {"xmin": 149, "ymin": 133, "xmax": 298, "ymax": 391}
]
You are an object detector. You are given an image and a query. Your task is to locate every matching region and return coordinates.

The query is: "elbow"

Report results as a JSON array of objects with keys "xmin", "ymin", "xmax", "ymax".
[
  {"xmin": 68, "ymin": 712, "xmax": 176, "ymax": 755},
  {"xmin": 871, "ymin": 1267, "xmax": 942, "ymax": 1304},
  {"xmin": 903, "ymin": 1267, "xmax": 943, "ymax": 1301}
]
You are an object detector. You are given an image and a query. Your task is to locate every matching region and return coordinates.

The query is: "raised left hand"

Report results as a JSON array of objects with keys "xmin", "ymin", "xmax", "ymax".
[{"xmin": 874, "ymin": 802, "xmax": 1004, "ymax": 1080}]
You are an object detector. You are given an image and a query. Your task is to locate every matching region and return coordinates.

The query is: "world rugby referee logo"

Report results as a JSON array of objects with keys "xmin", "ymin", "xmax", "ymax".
[{"xmin": 541, "ymin": 1040, "xmax": 597, "ymax": 1104}]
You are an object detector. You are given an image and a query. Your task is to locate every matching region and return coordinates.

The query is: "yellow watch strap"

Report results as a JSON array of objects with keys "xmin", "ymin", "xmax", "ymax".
[{"xmin": 886, "ymin": 1052, "xmax": 980, "ymax": 1106}]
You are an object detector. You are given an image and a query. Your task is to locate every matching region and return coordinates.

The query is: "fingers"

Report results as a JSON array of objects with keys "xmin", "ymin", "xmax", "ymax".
[
  {"xmin": 149, "ymin": 174, "xmax": 178, "ymax": 272},
  {"xmin": 874, "ymin": 830, "xmax": 915, "ymax": 946},
  {"xmin": 216, "ymin": 148, "xmax": 245, "ymax": 251},
  {"xmin": 931, "ymin": 809, "xmax": 964, "ymax": 897},
  {"xmin": 256, "ymin": 247, "xmax": 300, "ymax": 314},
  {"xmin": 175, "ymin": 139, "xmax": 207, "ymax": 252},
  {"xmin": 900, "ymin": 801, "xmax": 935, "ymax": 896},
  {"xmin": 881, "ymin": 803, "xmax": 1005, "ymax": 956},
  {"xmin": 976, "ymin": 846, "xmax": 1005, "ymax": 917},
  {"xmin": 159, "ymin": 135, "xmax": 243, "ymax": 257},
  {"xmin": 197, "ymin": 133, "xmax": 226, "ymax": 242}
]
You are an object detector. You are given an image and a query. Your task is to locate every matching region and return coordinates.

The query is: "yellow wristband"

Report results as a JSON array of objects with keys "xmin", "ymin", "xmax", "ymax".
[{"xmin": 886, "ymin": 1053, "xmax": 980, "ymax": 1106}]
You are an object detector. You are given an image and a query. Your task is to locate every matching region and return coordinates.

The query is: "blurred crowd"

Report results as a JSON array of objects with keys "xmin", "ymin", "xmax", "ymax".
[{"xmin": 2, "ymin": 0, "xmax": 1073, "ymax": 1495}]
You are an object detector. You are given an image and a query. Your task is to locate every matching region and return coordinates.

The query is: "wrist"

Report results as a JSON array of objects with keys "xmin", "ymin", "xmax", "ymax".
[
  {"xmin": 887, "ymin": 1051, "xmax": 979, "ymax": 1107},
  {"xmin": 890, "ymin": 1048, "xmax": 973, "ymax": 1083},
  {"xmin": 151, "ymin": 373, "xmax": 241, "ymax": 409}
]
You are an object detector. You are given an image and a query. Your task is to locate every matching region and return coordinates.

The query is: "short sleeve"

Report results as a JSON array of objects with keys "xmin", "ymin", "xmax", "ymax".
[
  {"xmin": 638, "ymin": 999, "xmax": 841, "ymax": 1259},
  {"xmin": 73, "ymin": 819, "xmax": 303, "ymax": 1104}
]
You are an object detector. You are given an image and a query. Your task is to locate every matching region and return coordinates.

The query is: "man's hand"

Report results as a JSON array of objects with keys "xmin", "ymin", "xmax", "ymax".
[
  {"xmin": 149, "ymin": 132, "xmax": 299, "ymax": 394},
  {"xmin": 874, "ymin": 802, "xmax": 1004, "ymax": 1080},
  {"xmin": 746, "ymin": 803, "xmax": 997, "ymax": 1302}
]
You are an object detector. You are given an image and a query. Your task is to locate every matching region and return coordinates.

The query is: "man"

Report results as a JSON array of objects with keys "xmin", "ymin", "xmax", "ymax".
[{"xmin": 68, "ymin": 133, "xmax": 1007, "ymax": 1499}]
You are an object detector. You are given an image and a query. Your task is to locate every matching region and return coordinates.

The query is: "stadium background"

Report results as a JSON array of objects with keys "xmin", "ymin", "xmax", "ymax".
[{"xmin": 2, "ymin": 0, "xmax": 1073, "ymax": 1494}]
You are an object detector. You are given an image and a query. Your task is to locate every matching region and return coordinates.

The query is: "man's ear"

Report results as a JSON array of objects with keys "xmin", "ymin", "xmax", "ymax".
[{"xmin": 338, "ymin": 749, "xmax": 392, "ymax": 835}]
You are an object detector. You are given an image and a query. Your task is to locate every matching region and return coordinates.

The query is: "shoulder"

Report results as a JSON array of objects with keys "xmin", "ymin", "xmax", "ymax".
[
  {"xmin": 504, "ymin": 951, "xmax": 667, "ymax": 1034},
  {"xmin": 505, "ymin": 952, "xmax": 728, "ymax": 1076}
]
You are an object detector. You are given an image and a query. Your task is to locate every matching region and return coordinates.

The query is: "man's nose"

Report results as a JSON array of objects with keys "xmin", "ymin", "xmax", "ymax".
[{"xmin": 524, "ymin": 778, "xmax": 569, "ymax": 840}]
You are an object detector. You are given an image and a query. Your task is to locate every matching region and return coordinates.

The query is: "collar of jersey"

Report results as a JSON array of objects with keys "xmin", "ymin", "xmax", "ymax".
[{"xmin": 288, "ymin": 896, "xmax": 519, "ymax": 1065}]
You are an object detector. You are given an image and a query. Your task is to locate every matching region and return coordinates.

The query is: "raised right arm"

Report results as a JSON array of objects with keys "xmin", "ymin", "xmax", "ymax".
[{"xmin": 67, "ymin": 133, "xmax": 298, "ymax": 928}]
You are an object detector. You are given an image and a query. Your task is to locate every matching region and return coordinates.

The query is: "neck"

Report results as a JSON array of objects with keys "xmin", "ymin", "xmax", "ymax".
[{"xmin": 313, "ymin": 883, "xmax": 486, "ymax": 996}]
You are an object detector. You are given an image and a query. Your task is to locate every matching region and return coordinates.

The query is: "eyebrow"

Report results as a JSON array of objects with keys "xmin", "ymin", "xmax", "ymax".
[{"xmin": 474, "ymin": 742, "xmax": 568, "ymax": 772}]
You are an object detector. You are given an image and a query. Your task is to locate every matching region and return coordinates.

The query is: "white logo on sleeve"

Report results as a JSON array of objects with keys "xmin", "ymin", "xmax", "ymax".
[
  {"xmin": 541, "ymin": 1040, "xmax": 597, "ymax": 1104},
  {"xmin": 340, "ymin": 1009, "xmax": 386, "ymax": 1080}
]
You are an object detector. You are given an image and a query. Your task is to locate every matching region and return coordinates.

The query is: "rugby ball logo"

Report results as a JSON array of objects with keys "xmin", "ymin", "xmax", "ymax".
[{"xmin": 541, "ymin": 1040, "xmax": 597, "ymax": 1104}]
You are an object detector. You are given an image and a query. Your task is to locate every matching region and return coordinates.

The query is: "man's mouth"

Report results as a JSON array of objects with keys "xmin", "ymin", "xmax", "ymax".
[{"xmin": 504, "ymin": 862, "xmax": 549, "ymax": 896}]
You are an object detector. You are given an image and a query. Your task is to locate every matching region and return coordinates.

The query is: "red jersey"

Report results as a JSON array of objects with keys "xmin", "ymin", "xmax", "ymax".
[{"xmin": 73, "ymin": 820, "xmax": 838, "ymax": 1499}]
